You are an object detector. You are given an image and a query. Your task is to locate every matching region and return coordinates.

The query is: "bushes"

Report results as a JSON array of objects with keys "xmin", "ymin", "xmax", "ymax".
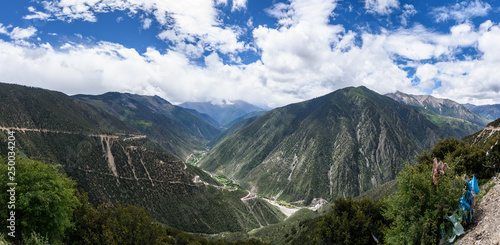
[
  {"xmin": 383, "ymin": 162, "xmax": 463, "ymax": 244},
  {"xmin": 0, "ymin": 157, "xmax": 80, "ymax": 244},
  {"xmin": 65, "ymin": 193, "xmax": 174, "ymax": 245},
  {"xmin": 314, "ymin": 197, "xmax": 387, "ymax": 245},
  {"xmin": 1, "ymin": 156, "xmax": 269, "ymax": 245},
  {"xmin": 420, "ymin": 137, "xmax": 496, "ymax": 179}
]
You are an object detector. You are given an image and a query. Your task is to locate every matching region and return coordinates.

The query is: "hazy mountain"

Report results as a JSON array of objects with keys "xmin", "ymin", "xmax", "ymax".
[
  {"xmin": 463, "ymin": 103, "xmax": 500, "ymax": 121},
  {"xmin": 179, "ymin": 100, "xmax": 264, "ymax": 127},
  {"xmin": 208, "ymin": 111, "xmax": 267, "ymax": 148},
  {"xmin": 199, "ymin": 86, "xmax": 448, "ymax": 204},
  {"xmin": 0, "ymin": 83, "xmax": 285, "ymax": 233},
  {"xmin": 386, "ymin": 91, "xmax": 488, "ymax": 138},
  {"xmin": 74, "ymin": 92, "xmax": 221, "ymax": 160},
  {"xmin": 183, "ymin": 108, "xmax": 221, "ymax": 129}
]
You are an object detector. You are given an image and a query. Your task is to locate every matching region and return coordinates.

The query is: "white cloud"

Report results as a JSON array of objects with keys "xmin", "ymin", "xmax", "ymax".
[
  {"xmin": 381, "ymin": 23, "xmax": 480, "ymax": 61},
  {"xmin": 37, "ymin": 0, "xmax": 246, "ymax": 55},
  {"xmin": 400, "ymin": 4, "xmax": 416, "ymax": 26},
  {"xmin": 231, "ymin": 0, "xmax": 247, "ymax": 12},
  {"xmin": 432, "ymin": 0, "xmax": 491, "ymax": 23},
  {"xmin": 3, "ymin": 1, "xmax": 500, "ymax": 107},
  {"xmin": 0, "ymin": 24, "xmax": 8, "ymax": 35},
  {"xmin": 9, "ymin": 26, "xmax": 37, "ymax": 40},
  {"xmin": 142, "ymin": 18, "xmax": 152, "ymax": 29},
  {"xmin": 407, "ymin": 22, "xmax": 500, "ymax": 105},
  {"xmin": 246, "ymin": 17, "xmax": 253, "ymax": 28},
  {"xmin": 254, "ymin": 0, "xmax": 414, "ymax": 97},
  {"xmin": 365, "ymin": 0, "xmax": 399, "ymax": 15},
  {"xmin": 24, "ymin": 6, "xmax": 52, "ymax": 21}
]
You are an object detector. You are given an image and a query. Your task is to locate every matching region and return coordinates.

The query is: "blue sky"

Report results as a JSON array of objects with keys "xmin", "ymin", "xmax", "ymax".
[{"xmin": 0, "ymin": 0, "xmax": 499, "ymax": 107}]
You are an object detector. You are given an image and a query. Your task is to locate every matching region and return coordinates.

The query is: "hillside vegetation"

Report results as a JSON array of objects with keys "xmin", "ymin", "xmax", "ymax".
[
  {"xmin": 74, "ymin": 92, "xmax": 220, "ymax": 160},
  {"xmin": 0, "ymin": 83, "xmax": 285, "ymax": 235},
  {"xmin": 0, "ymin": 157, "xmax": 271, "ymax": 245},
  {"xmin": 233, "ymin": 133, "xmax": 500, "ymax": 244},
  {"xmin": 200, "ymin": 86, "xmax": 448, "ymax": 204}
]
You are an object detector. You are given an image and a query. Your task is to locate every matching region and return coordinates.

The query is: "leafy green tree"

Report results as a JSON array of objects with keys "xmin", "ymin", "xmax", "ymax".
[
  {"xmin": 314, "ymin": 197, "xmax": 387, "ymax": 245},
  {"xmin": 383, "ymin": 163, "xmax": 462, "ymax": 245},
  {"xmin": 65, "ymin": 194, "xmax": 174, "ymax": 245},
  {"xmin": 0, "ymin": 157, "xmax": 80, "ymax": 244},
  {"xmin": 419, "ymin": 138, "xmax": 492, "ymax": 179},
  {"xmin": 485, "ymin": 135, "xmax": 500, "ymax": 175}
]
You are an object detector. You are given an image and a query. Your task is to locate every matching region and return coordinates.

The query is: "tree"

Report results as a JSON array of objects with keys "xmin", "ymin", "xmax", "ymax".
[
  {"xmin": 65, "ymin": 194, "xmax": 174, "ymax": 245},
  {"xmin": 314, "ymin": 197, "xmax": 387, "ymax": 245},
  {"xmin": 383, "ymin": 163, "xmax": 462, "ymax": 244},
  {"xmin": 0, "ymin": 157, "xmax": 80, "ymax": 244}
]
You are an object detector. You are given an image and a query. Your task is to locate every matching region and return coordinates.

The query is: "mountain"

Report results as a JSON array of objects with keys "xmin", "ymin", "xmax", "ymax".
[
  {"xmin": 179, "ymin": 100, "xmax": 264, "ymax": 127},
  {"xmin": 199, "ymin": 86, "xmax": 448, "ymax": 204},
  {"xmin": 0, "ymin": 83, "xmax": 285, "ymax": 233},
  {"xmin": 0, "ymin": 83, "xmax": 133, "ymax": 134},
  {"xmin": 463, "ymin": 103, "xmax": 500, "ymax": 121},
  {"xmin": 208, "ymin": 111, "xmax": 268, "ymax": 148},
  {"xmin": 463, "ymin": 118, "xmax": 500, "ymax": 146},
  {"xmin": 223, "ymin": 110, "xmax": 268, "ymax": 129},
  {"xmin": 386, "ymin": 91, "xmax": 489, "ymax": 138},
  {"xmin": 183, "ymin": 108, "xmax": 221, "ymax": 129},
  {"xmin": 74, "ymin": 92, "xmax": 220, "ymax": 160}
]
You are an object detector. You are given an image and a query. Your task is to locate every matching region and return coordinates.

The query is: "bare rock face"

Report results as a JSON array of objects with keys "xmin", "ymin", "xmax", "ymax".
[
  {"xmin": 386, "ymin": 91, "xmax": 490, "ymax": 126},
  {"xmin": 457, "ymin": 174, "xmax": 500, "ymax": 245}
]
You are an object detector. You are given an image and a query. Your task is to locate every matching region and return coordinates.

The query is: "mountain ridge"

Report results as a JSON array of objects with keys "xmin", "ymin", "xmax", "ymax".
[
  {"xmin": 179, "ymin": 100, "xmax": 264, "ymax": 127},
  {"xmin": 74, "ymin": 92, "xmax": 221, "ymax": 160},
  {"xmin": 0, "ymin": 83, "xmax": 285, "ymax": 234},
  {"xmin": 386, "ymin": 91, "xmax": 490, "ymax": 126},
  {"xmin": 199, "ymin": 86, "xmax": 448, "ymax": 204},
  {"xmin": 464, "ymin": 103, "xmax": 500, "ymax": 121}
]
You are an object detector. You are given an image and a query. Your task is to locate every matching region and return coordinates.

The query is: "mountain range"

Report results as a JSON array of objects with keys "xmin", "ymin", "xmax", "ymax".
[
  {"xmin": 463, "ymin": 103, "xmax": 500, "ymax": 121},
  {"xmin": 386, "ymin": 91, "xmax": 489, "ymax": 138},
  {"xmin": 0, "ymin": 83, "xmax": 284, "ymax": 234},
  {"xmin": 2, "ymin": 82, "xmax": 497, "ymax": 238},
  {"xmin": 199, "ymin": 86, "xmax": 451, "ymax": 204},
  {"xmin": 74, "ymin": 92, "xmax": 220, "ymax": 161},
  {"xmin": 179, "ymin": 100, "xmax": 265, "ymax": 128}
]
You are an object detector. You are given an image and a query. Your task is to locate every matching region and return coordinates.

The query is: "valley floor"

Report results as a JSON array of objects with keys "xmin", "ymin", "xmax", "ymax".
[
  {"xmin": 262, "ymin": 198, "xmax": 301, "ymax": 217},
  {"xmin": 457, "ymin": 174, "xmax": 500, "ymax": 245}
]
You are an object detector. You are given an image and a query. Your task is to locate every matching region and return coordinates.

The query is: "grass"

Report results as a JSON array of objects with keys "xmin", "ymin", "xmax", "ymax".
[
  {"xmin": 0, "ymin": 233, "xmax": 9, "ymax": 245},
  {"xmin": 213, "ymin": 175, "xmax": 243, "ymax": 190},
  {"xmin": 477, "ymin": 179, "xmax": 497, "ymax": 203}
]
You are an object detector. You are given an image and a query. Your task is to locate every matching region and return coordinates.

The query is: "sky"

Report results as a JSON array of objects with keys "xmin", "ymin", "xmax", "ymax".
[{"xmin": 1, "ymin": 0, "xmax": 500, "ymax": 108}]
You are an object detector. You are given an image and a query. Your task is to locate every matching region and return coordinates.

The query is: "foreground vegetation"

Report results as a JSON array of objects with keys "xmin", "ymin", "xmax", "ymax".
[
  {"xmin": 219, "ymin": 135, "xmax": 500, "ymax": 244},
  {"xmin": 1, "ymin": 133, "xmax": 498, "ymax": 244},
  {"xmin": 0, "ymin": 157, "xmax": 269, "ymax": 245}
]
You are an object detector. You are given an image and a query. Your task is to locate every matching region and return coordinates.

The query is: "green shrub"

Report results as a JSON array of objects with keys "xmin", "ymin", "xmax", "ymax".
[
  {"xmin": 419, "ymin": 138, "xmax": 495, "ymax": 179},
  {"xmin": 65, "ymin": 194, "xmax": 174, "ymax": 245},
  {"xmin": 314, "ymin": 197, "xmax": 387, "ymax": 245},
  {"xmin": 0, "ymin": 157, "xmax": 80, "ymax": 244},
  {"xmin": 24, "ymin": 232, "xmax": 50, "ymax": 245},
  {"xmin": 383, "ymin": 163, "xmax": 462, "ymax": 245}
]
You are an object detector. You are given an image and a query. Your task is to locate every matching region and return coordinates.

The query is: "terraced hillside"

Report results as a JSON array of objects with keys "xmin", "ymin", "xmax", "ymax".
[
  {"xmin": 0, "ymin": 83, "xmax": 285, "ymax": 233},
  {"xmin": 74, "ymin": 92, "xmax": 221, "ymax": 160}
]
